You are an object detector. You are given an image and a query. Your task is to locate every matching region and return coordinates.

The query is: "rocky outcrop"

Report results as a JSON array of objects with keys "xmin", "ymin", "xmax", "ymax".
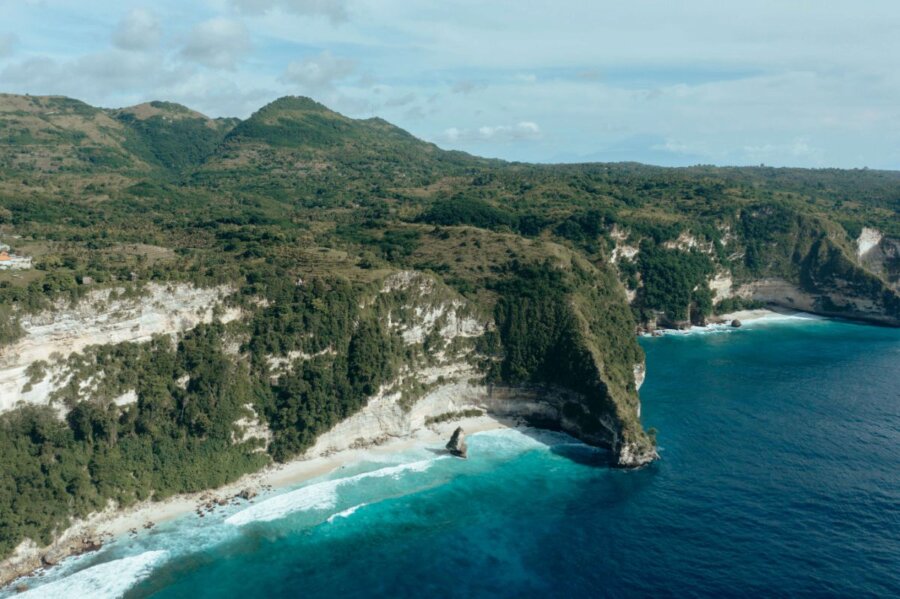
[
  {"xmin": 446, "ymin": 427, "xmax": 467, "ymax": 458},
  {"xmin": 306, "ymin": 370, "xmax": 655, "ymax": 467},
  {"xmin": 617, "ymin": 441, "xmax": 659, "ymax": 468},
  {"xmin": 0, "ymin": 529, "xmax": 105, "ymax": 586},
  {"xmin": 735, "ymin": 274, "xmax": 899, "ymax": 327},
  {"xmin": 857, "ymin": 227, "xmax": 884, "ymax": 258},
  {"xmin": 857, "ymin": 228, "xmax": 900, "ymax": 293},
  {"xmin": 709, "ymin": 272, "xmax": 734, "ymax": 303},
  {"xmin": 617, "ymin": 217, "xmax": 900, "ymax": 330}
]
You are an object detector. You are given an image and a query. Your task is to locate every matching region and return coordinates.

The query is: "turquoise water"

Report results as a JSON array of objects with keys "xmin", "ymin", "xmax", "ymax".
[{"xmin": 10, "ymin": 316, "xmax": 900, "ymax": 598}]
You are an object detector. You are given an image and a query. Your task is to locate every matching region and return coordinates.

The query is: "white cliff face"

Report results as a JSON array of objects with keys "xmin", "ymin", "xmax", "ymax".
[
  {"xmin": 735, "ymin": 278, "xmax": 817, "ymax": 312},
  {"xmin": 381, "ymin": 271, "xmax": 486, "ymax": 345},
  {"xmin": 302, "ymin": 269, "xmax": 647, "ymax": 462},
  {"xmin": 663, "ymin": 232, "xmax": 715, "ymax": 255},
  {"xmin": 633, "ymin": 363, "xmax": 646, "ymax": 391},
  {"xmin": 113, "ymin": 390, "xmax": 138, "ymax": 407},
  {"xmin": 0, "ymin": 283, "xmax": 239, "ymax": 413},
  {"xmin": 735, "ymin": 277, "xmax": 895, "ymax": 324},
  {"xmin": 610, "ymin": 227, "xmax": 639, "ymax": 265},
  {"xmin": 856, "ymin": 229, "xmax": 900, "ymax": 293},
  {"xmin": 301, "ymin": 273, "xmax": 491, "ymax": 456},
  {"xmin": 0, "ymin": 268, "xmax": 650, "ymax": 470},
  {"xmin": 709, "ymin": 272, "xmax": 734, "ymax": 303},
  {"xmin": 306, "ymin": 270, "xmax": 595, "ymax": 458},
  {"xmin": 857, "ymin": 227, "xmax": 883, "ymax": 258},
  {"xmin": 393, "ymin": 302, "xmax": 485, "ymax": 345}
]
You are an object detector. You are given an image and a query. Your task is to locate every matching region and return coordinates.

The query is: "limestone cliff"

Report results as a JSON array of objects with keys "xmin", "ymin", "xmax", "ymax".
[
  {"xmin": 0, "ymin": 268, "xmax": 653, "ymax": 471},
  {"xmin": 0, "ymin": 283, "xmax": 240, "ymax": 413},
  {"xmin": 614, "ymin": 214, "xmax": 900, "ymax": 329}
]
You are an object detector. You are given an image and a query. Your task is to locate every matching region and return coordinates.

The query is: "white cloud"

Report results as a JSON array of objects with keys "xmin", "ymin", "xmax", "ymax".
[
  {"xmin": 229, "ymin": 0, "xmax": 349, "ymax": 22},
  {"xmin": 0, "ymin": 51, "xmax": 186, "ymax": 98},
  {"xmin": 181, "ymin": 18, "xmax": 251, "ymax": 70},
  {"xmin": 280, "ymin": 51, "xmax": 355, "ymax": 93},
  {"xmin": 743, "ymin": 138, "xmax": 824, "ymax": 165},
  {"xmin": 113, "ymin": 9, "xmax": 161, "ymax": 51},
  {"xmin": 2, "ymin": 0, "xmax": 900, "ymax": 166},
  {"xmin": 443, "ymin": 121, "xmax": 541, "ymax": 143}
]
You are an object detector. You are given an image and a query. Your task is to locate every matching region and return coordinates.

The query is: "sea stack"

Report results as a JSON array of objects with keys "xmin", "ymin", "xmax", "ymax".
[
  {"xmin": 731, "ymin": 319, "xmax": 742, "ymax": 328},
  {"xmin": 446, "ymin": 427, "xmax": 468, "ymax": 458}
]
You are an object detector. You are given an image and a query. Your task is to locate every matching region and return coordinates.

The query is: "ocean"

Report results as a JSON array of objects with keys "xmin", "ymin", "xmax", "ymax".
[{"xmin": 8, "ymin": 315, "xmax": 900, "ymax": 598}]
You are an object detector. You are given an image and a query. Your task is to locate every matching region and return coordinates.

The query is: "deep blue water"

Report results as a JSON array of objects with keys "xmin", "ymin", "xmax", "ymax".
[{"xmin": 11, "ymin": 317, "xmax": 900, "ymax": 598}]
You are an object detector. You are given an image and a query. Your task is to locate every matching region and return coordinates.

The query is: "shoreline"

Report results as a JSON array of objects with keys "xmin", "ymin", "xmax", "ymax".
[
  {"xmin": 0, "ymin": 306, "xmax": 852, "ymax": 589},
  {"xmin": 644, "ymin": 307, "xmax": 823, "ymax": 337},
  {"xmin": 0, "ymin": 414, "xmax": 511, "ymax": 589}
]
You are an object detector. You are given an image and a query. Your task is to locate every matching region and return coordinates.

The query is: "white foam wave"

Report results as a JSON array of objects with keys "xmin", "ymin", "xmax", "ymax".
[
  {"xmin": 19, "ymin": 550, "xmax": 167, "ymax": 599},
  {"xmin": 741, "ymin": 312, "xmax": 824, "ymax": 326},
  {"xmin": 648, "ymin": 312, "xmax": 826, "ymax": 337},
  {"xmin": 327, "ymin": 503, "xmax": 367, "ymax": 523},
  {"xmin": 226, "ymin": 478, "xmax": 341, "ymax": 526},
  {"xmin": 646, "ymin": 322, "xmax": 740, "ymax": 337},
  {"xmin": 226, "ymin": 458, "xmax": 442, "ymax": 526},
  {"xmin": 471, "ymin": 427, "xmax": 575, "ymax": 451}
]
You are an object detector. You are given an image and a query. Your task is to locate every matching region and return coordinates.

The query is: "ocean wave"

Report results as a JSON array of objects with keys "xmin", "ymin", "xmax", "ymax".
[
  {"xmin": 226, "ymin": 458, "xmax": 443, "ymax": 526},
  {"xmin": 647, "ymin": 323, "xmax": 736, "ymax": 337},
  {"xmin": 647, "ymin": 312, "xmax": 827, "ymax": 337},
  {"xmin": 741, "ymin": 312, "xmax": 825, "ymax": 326},
  {"xmin": 470, "ymin": 428, "xmax": 578, "ymax": 453},
  {"xmin": 327, "ymin": 503, "xmax": 367, "ymax": 523},
  {"xmin": 19, "ymin": 550, "xmax": 167, "ymax": 599}
]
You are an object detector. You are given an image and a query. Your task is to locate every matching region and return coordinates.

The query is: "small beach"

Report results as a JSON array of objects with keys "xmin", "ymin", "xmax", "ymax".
[
  {"xmin": 1, "ymin": 414, "xmax": 511, "ymax": 591},
  {"xmin": 647, "ymin": 308, "xmax": 825, "ymax": 337}
]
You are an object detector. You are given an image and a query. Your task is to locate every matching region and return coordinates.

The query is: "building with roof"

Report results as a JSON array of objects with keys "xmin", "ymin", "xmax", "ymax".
[{"xmin": 0, "ymin": 248, "xmax": 32, "ymax": 270}]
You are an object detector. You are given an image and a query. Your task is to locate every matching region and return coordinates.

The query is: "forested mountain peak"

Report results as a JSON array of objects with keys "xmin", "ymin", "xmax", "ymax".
[
  {"xmin": 112, "ymin": 101, "xmax": 214, "ymax": 123},
  {"xmin": 224, "ymin": 94, "xmax": 435, "ymax": 153}
]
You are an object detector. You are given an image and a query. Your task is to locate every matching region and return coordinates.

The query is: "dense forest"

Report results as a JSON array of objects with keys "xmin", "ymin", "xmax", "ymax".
[{"xmin": 0, "ymin": 93, "xmax": 898, "ymax": 560}]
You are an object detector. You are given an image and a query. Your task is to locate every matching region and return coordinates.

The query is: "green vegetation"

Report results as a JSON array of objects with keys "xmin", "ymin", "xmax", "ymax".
[
  {"xmin": 116, "ymin": 113, "xmax": 230, "ymax": 169},
  {"xmin": 0, "ymin": 93, "xmax": 897, "ymax": 560},
  {"xmin": 0, "ymin": 328, "xmax": 270, "ymax": 556},
  {"xmin": 635, "ymin": 243, "xmax": 715, "ymax": 323},
  {"xmin": 419, "ymin": 196, "xmax": 516, "ymax": 230}
]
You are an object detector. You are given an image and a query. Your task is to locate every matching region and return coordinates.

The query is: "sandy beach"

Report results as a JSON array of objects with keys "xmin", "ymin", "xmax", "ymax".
[
  {"xmin": 87, "ymin": 414, "xmax": 508, "ymax": 537},
  {"xmin": 62, "ymin": 307, "xmax": 821, "ymax": 537},
  {"xmin": 0, "ymin": 414, "xmax": 511, "ymax": 587}
]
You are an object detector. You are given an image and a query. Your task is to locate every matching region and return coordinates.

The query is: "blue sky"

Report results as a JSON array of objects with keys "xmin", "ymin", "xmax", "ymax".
[{"xmin": 1, "ymin": 0, "xmax": 898, "ymax": 168}]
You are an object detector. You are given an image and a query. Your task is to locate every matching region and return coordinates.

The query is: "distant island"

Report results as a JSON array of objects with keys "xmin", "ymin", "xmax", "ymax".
[{"xmin": 0, "ymin": 93, "xmax": 898, "ymax": 585}]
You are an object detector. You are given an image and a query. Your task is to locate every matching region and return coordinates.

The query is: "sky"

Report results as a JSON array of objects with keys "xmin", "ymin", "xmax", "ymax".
[{"xmin": 0, "ymin": 0, "xmax": 898, "ymax": 168}]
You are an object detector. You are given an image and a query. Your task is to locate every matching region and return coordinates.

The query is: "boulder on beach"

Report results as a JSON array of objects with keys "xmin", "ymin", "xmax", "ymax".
[
  {"xmin": 446, "ymin": 426, "xmax": 468, "ymax": 458},
  {"xmin": 731, "ymin": 319, "xmax": 742, "ymax": 328}
]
